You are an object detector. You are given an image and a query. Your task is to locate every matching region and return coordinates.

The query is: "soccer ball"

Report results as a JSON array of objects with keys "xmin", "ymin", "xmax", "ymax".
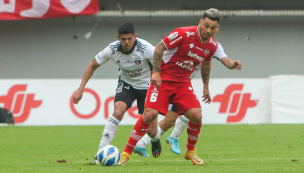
[{"xmin": 97, "ymin": 145, "xmax": 120, "ymax": 166}]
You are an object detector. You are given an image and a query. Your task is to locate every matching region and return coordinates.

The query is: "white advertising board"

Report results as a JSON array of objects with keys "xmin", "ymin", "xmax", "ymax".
[{"xmin": 0, "ymin": 79, "xmax": 270, "ymax": 125}]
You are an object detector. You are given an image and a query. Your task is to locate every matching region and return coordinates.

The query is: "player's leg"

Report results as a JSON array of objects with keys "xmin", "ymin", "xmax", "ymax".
[
  {"xmin": 118, "ymin": 83, "xmax": 171, "ymax": 166},
  {"xmin": 118, "ymin": 108, "xmax": 159, "ymax": 165},
  {"xmin": 134, "ymin": 103, "xmax": 176, "ymax": 156},
  {"xmin": 94, "ymin": 81, "xmax": 134, "ymax": 163},
  {"xmin": 133, "ymin": 91, "xmax": 154, "ymax": 157},
  {"xmin": 167, "ymin": 114, "xmax": 189, "ymax": 154},
  {"xmin": 172, "ymin": 84, "xmax": 203, "ymax": 165}
]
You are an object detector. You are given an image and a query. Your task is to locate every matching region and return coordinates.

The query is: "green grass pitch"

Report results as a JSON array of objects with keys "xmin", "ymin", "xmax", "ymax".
[{"xmin": 1, "ymin": 124, "xmax": 303, "ymax": 173}]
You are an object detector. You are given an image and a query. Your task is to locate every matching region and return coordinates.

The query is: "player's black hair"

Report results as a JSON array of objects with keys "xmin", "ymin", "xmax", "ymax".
[
  {"xmin": 118, "ymin": 22, "xmax": 135, "ymax": 35},
  {"xmin": 203, "ymin": 8, "xmax": 220, "ymax": 24}
]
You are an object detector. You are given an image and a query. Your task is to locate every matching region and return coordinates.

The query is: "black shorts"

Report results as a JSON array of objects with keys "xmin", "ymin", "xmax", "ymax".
[
  {"xmin": 168, "ymin": 102, "xmax": 178, "ymax": 114},
  {"xmin": 114, "ymin": 80, "xmax": 147, "ymax": 114}
]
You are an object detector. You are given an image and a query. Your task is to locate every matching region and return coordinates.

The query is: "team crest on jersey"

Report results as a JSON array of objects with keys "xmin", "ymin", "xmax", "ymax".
[
  {"xmin": 135, "ymin": 60, "xmax": 142, "ymax": 65},
  {"xmin": 204, "ymin": 49, "xmax": 210, "ymax": 56},
  {"xmin": 168, "ymin": 32, "xmax": 178, "ymax": 41}
]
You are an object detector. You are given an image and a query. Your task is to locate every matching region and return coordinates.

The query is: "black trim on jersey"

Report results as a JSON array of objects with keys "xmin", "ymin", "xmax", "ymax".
[
  {"xmin": 117, "ymin": 40, "xmax": 137, "ymax": 55},
  {"xmin": 148, "ymin": 61, "xmax": 153, "ymax": 73},
  {"xmin": 213, "ymin": 56, "xmax": 220, "ymax": 60},
  {"xmin": 109, "ymin": 42, "xmax": 120, "ymax": 54},
  {"xmin": 136, "ymin": 39, "xmax": 147, "ymax": 54}
]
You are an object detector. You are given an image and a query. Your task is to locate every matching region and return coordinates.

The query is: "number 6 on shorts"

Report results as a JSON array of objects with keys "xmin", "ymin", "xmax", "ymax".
[{"xmin": 150, "ymin": 93, "xmax": 158, "ymax": 102}]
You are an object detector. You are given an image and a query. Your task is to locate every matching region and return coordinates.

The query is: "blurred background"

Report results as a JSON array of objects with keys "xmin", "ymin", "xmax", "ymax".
[
  {"xmin": 1, "ymin": 0, "xmax": 303, "ymax": 79},
  {"xmin": 0, "ymin": 0, "xmax": 304, "ymax": 125}
]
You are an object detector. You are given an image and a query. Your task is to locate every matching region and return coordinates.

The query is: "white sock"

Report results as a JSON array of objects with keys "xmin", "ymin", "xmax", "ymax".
[
  {"xmin": 151, "ymin": 125, "xmax": 165, "ymax": 142},
  {"xmin": 96, "ymin": 115, "xmax": 120, "ymax": 155},
  {"xmin": 137, "ymin": 126, "xmax": 165, "ymax": 148},
  {"xmin": 136, "ymin": 133, "xmax": 152, "ymax": 148},
  {"xmin": 170, "ymin": 115, "xmax": 189, "ymax": 139}
]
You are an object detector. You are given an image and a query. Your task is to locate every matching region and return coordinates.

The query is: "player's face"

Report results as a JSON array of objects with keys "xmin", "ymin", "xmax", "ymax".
[
  {"xmin": 198, "ymin": 18, "xmax": 220, "ymax": 42},
  {"xmin": 117, "ymin": 33, "xmax": 137, "ymax": 52}
]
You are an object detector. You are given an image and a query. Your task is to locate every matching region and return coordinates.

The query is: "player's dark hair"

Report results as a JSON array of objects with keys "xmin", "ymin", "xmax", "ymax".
[
  {"xmin": 118, "ymin": 22, "xmax": 135, "ymax": 35},
  {"xmin": 203, "ymin": 8, "xmax": 220, "ymax": 24}
]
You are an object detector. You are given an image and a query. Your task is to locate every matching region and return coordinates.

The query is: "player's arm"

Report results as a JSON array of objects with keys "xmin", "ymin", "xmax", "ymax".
[
  {"xmin": 73, "ymin": 59, "xmax": 100, "ymax": 104},
  {"xmin": 219, "ymin": 57, "xmax": 242, "ymax": 70},
  {"xmin": 151, "ymin": 41, "xmax": 167, "ymax": 88},
  {"xmin": 201, "ymin": 61, "xmax": 211, "ymax": 104}
]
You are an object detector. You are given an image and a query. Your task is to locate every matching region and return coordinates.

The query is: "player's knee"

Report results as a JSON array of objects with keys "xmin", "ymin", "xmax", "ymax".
[
  {"xmin": 147, "ymin": 128, "xmax": 157, "ymax": 138},
  {"xmin": 112, "ymin": 109, "xmax": 125, "ymax": 120},
  {"xmin": 188, "ymin": 111, "xmax": 202, "ymax": 124},
  {"xmin": 166, "ymin": 119, "xmax": 176, "ymax": 128},
  {"xmin": 142, "ymin": 108, "xmax": 158, "ymax": 123}
]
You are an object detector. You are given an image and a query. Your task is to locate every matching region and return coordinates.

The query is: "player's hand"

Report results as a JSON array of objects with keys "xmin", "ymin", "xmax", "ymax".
[
  {"xmin": 151, "ymin": 72, "xmax": 162, "ymax": 88},
  {"xmin": 202, "ymin": 88, "xmax": 211, "ymax": 104},
  {"xmin": 234, "ymin": 60, "xmax": 242, "ymax": 70},
  {"xmin": 73, "ymin": 89, "xmax": 83, "ymax": 104}
]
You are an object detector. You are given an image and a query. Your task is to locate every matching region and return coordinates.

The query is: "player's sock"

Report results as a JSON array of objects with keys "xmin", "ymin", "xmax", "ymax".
[
  {"xmin": 170, "ymin": 115, "xmax": 189, "ymax": 139},
  {"xmin": 136, "ymin": 134, "xmax": 152, "ymax": 148},
  {"xmin": 96, "ymin": 115, "xmax": 120, "ymax": 155},
  {"xmin": 186, "ymin": 121, "xmax": 202, "ymax": 151},
  {"xmin": 151, "ymin": 125, "xmax": 165, "ymax": 142},
  {"xmin": 124, "ymin": 116, "xmax": 150, "ymax": 154}
]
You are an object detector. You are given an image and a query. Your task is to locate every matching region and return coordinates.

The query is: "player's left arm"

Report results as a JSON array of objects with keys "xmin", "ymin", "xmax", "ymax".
[
  {"xmin": 219, "ymin": 57, "xmax": 242, "ymax": 70},
  {"xmin": 201, "ymin": 61, "xmax": 211, "ymax": 104}
]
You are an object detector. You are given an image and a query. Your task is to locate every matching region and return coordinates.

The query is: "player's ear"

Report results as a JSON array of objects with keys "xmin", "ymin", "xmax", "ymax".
[
  {"xmin": 116, "ymin": 34, "xmax": 120, "ymax": 40},
  {"xmin": 134, "ymin": 33, "xmax": 137, "ymax": 39}
]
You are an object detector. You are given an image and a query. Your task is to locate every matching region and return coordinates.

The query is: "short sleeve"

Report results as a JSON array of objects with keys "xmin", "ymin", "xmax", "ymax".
[
  {"xmin": 213, "ymin": 43, "xmax": 227, "ymax": 60},
  {"xmin": 144, "ymin": 42, "xmax": 155, "ymax": 64},
  {"xmin": 95, "ymin": 46, "xmax": 111, "ymax": 65},
  {"xmin": 162, "ymin": 28, "xmax": 185, "ymax": 50}
]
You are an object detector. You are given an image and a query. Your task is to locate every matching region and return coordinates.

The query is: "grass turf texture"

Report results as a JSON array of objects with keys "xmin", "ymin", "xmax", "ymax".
[{"xmin": 1, "ymin": 124, "xmax": 303, "ymax": 173}]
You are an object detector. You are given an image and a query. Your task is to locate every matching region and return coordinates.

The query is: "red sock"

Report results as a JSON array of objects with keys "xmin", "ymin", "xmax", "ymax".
[
  {"xmin": 186, "ymin": 121, "xmax": 202, "ymax": 151},
  {"xmin": 124, "ymin": 116, "xmax": 150, "ymax": 154}
]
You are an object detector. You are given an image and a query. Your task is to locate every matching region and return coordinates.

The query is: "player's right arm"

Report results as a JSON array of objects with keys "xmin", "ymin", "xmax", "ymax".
[
  {"xmin": 74, "ymin": 46, "xmax": 111, "ymax": 104},
  {"xmin": 73, "ymin": 59, "xmax": 100, "ymax": 104},
  {"xmin": 151, "ymin": 41, "xmax": 167, "ymax": 88}
]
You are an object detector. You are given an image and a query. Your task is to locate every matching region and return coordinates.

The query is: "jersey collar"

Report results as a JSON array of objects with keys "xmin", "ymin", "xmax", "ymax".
[{"xmin": 118, "ymin": 39, "xmax": 137, "ymax": 55}]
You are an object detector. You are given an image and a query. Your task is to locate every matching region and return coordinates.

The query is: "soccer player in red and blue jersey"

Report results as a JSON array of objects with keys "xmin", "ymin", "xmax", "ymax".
[{"xmin": 118, "ymin": 8, "xmax": 221, "ymax": 166}]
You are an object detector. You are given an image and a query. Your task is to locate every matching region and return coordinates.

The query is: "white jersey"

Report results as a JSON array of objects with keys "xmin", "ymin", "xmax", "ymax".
[
  {"xmin": 190, "ymin": 43, "xmax": 227, "ymax": 79},
  {"xmin": 95, "ymin": 38, "xmax": 155, "ymax": 90}
]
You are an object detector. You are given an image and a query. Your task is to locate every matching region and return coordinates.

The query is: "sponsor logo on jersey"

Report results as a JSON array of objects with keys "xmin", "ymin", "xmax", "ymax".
[
  {"xmin": 209, "ymin": 37, "xmax": 217, "ymax": 46},
  {"xmin": 176, "ymin": 60, "xmax": 194, "ymax": 71},
  {"xmin": 204, "ymin": 49, "xmax": 210, "ymax": 57},
  {"xmin": 187, "ymin": 51, "xmax": 204, "ymax": 62},
  {"xmin": 122, "ymin": 69, "xmax": 143, "ymax": 77},
  {"xmin": 169, "ymin": 36, "xmax": 182, "ymax": 45},
  {"xmin": 186, "ymin": 31, "xmax": 195, "ymax": 37},
  {"xmin": 196, "ymin": 47, "xmax": 204, "ymax": 52},
  {"xmin": 134, "ymin": 60, "xmax": 142, "ymax": 65},
  {"xmin": 168, "ymin": 32, "xmax": 178, "ymax": 41},
  {"xmin": 189, "ymin": 43, "xmax": 194, "ymax": 48}
]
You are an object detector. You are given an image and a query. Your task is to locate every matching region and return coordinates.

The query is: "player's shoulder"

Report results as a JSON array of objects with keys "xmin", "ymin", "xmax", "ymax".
[
  {"xmin": 108, "ymin": 40, "xmax": 121, "ymax": 54},
  {"xmin": 135, "ymin": 38, "xmax": 153, "ymax": 54},
  {"xmin": 208, "ymin": 36, "xmax": 218, "ymax": 49}
]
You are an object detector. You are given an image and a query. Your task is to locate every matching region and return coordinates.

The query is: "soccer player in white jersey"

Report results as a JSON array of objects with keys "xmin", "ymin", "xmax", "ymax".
[
  {"xmin": 133, "ymin": 42, "xmax": 242, "ymax": 157},
  {"xmin": 72, "ymin": 23, "xmax": 155, "ymax": 163}
]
